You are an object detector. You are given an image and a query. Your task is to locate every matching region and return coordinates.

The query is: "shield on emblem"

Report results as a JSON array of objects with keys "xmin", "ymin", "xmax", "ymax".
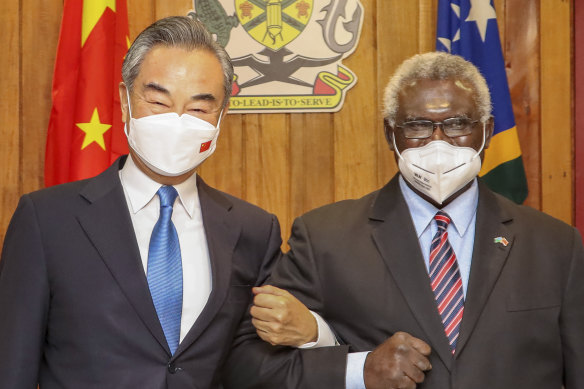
[{"xmin": 234, "ymin": 0, "xmax": 313, "ymax": 51}]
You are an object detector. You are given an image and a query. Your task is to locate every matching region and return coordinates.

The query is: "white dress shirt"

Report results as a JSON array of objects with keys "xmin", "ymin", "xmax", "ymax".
[{"xmin": 119, "ymin": 155, "xmax": 212, "ymax": 342}]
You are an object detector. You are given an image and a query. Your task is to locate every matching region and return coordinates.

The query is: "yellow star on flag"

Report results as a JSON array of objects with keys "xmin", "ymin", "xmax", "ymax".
[
  {"xmin": 82, "ymin": 0, "xmax": 116, "ymax": 47},
  {"xmin": 77, "ymin": 108, "xmax": 111, "ymax": 150}
]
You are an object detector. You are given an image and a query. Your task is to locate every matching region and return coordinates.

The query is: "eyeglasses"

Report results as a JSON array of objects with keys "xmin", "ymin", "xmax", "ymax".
[{"xmin": 395, "ymin": 117, "xmax": 480, "ymax": 139}]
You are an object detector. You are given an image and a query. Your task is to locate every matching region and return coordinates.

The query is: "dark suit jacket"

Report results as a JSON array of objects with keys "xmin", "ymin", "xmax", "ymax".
[
  {"xmin": 223, "ymin": 175, "xmax": 584, "ymax": 389},
  {"xmin": 0, "ymin": 157, "xmax": 282, "ymax": 389}
]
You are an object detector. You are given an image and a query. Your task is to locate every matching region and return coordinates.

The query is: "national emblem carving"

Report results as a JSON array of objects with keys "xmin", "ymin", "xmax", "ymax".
[{"xmin": 189, "ymin": 0, "xmax": 364, "ymax": 113}]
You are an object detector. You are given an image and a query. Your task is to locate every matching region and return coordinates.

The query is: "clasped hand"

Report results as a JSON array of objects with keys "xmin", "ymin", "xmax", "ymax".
[
  {"xmin": 250, "ymin": 285, "xmax": 318, "ymax": 347},
  {"xmin": 364, "ymin": 332, "xmax": 432, "ymax": 389},
  {"xmin": 250, "ymin": 286, "xmax": 432, "ymax": 389}
]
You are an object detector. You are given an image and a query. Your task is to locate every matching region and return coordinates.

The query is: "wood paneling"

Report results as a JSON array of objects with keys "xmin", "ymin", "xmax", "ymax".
[
  {"xmin": 199, "ymin": 114, "xmax": 244, "ymax": 199},
  {"xmin": 540, "ymin": 0, "xmax": 572, "ymax": 223},
  {"xmin": 576, "ymin": 0, "xmax": 584, "ymax": 234},
  {"xmin": 127, "ymin": 0, "xmax": 154, "ymax": 39},
  {"xmin": 0, "ymin": 0, "xmax": 576, "ymax": 247},
  {"xmin": 333, "ymin": 0, "xmax": 378, "ymax": 202},
  {"xmin": 289, "ymin": 113, "xmax": 334, "ymax": 221},
  {"xmin": 505, "ymin": 0, "xmax": 540, "ymax": 210},
  {"xmin": 376, "ymin": 0, "xmax": 421, "ymax": 186},
  {"xmin": 418, "ymin": 0, "xmax": 437, "ymax": 53},
  {"xmin": 155, "ymin": 0, "xmax": 192, "ymax": 19},
  {"xmin": 0, "ymin": 0, "xmax": 21, "ymax": 242},
  {"xmin": 21, "ymin": 0, "xmax": 62, "ymax": 194}
]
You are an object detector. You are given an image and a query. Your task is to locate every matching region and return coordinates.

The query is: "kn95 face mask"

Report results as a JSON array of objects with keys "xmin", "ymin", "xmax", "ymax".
[
  {"xmin": 393, "ymin": 126, "xmax": 485, "ymax": 204},
  {"xmin": 124, "ymin": 90, "xmax": 223, "ymax": 177}
]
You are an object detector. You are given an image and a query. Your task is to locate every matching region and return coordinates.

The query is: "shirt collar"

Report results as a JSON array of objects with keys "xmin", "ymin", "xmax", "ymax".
[
  {"xmin": 119, "ymin": 154, "xmax": 199, "ymax": 218},
  {"xmin": 399, "ymin": 175, "xmax": 479, "ymax": 238}
]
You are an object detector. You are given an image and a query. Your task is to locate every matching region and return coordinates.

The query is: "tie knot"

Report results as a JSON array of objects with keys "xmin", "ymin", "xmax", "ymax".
[
  {"xmin": 157, "ymin": 186, "xmax": 178, "ymax": 208},
  {"xmin": 434, "ymin": 211, "xmax": 451, "ymax": 231}
]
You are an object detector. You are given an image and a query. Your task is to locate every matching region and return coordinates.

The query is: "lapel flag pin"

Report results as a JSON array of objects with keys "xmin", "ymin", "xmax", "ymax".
[{"xmin": 494, "ymin": 237, "xmax": 509, "ymax": 246}]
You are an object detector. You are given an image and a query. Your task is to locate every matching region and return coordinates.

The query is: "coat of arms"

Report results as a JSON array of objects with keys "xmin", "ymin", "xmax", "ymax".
[{"xmin": 190, "ymin": 0, "xmax": 363, "ymax": 113}]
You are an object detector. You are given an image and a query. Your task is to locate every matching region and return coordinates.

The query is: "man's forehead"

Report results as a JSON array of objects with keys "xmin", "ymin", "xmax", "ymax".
[
  {"xmin": 133, "ymin": 45, "xmax": 224, "ymax": 99},
  {"xmin": 397, "ymin": 78, "xmax": 478, "ymax": 115},
  {"xmin": 400, "ymin": 78, "xmax": 474, "ymax": 94}
]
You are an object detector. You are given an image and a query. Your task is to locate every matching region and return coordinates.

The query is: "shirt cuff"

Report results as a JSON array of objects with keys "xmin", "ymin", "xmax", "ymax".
[
  {"xmin": 298, "ymin": 311, "xmax": 338, "ymax": 349},
  {"xmin": 345, "ymin": 351, "xmax": 370, "ymax": 389}
]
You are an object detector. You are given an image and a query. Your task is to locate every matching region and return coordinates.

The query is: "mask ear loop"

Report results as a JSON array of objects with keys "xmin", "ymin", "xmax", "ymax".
[
  {"xmin": 391, "ymin": 132, "xmax": 404, "ymax": 161},
  {"xmin": 125, "ymin": 88, "xmax": 134, "ymax": 119},
  {"xmin": 471, "ymin": 123, "xmax": 487, "ymax": 161},
  {"xmin": 124, "ymin": 88, "xmax": 134, "ymax": 138},
  {"xmin": 216, "ymin": 108, "xmax": 224, "ymax": 129}
]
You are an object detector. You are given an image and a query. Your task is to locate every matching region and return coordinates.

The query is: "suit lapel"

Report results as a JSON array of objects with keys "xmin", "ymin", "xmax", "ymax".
[
  {"xmin": 371, "ymin": 177, "xmax": 454, "ymax": 370},
  {"xmin": 173, "ymin": 176, "xmax": 241, "ymax": 358},
  {"xmin": 76, "ymin": 158, "xmax": 170, "ymax": 354},
  {"xmin": 455, "ymin": 181, "xmax": 513, "ymax": 355}
]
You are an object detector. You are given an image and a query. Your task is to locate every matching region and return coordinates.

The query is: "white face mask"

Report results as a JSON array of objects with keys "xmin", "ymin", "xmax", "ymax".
[
  {"xmin": 393, "ymin": 126, "xmax": 485, "ymax": 205},
  {"xmin": 124, "ymin": 90, "xmax": 223, "ymax": 177}
]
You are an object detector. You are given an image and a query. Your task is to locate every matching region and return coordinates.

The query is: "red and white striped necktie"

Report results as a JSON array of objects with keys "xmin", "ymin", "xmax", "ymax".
[{"xmin": 429, "ymin": 211, "xmax": 464, "ymax": 353}]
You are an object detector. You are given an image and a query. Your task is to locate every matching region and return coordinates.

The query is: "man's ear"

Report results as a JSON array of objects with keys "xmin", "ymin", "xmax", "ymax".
[
  {"xmin": 484, "ymin": 116, "xmax": 495, "ymax": 149},
  {"xmin": 119, "ymin": 82, "xmax": 129, "ymax": 123},
  {"xmin": 384, "ymin": 118, "xmax": 395, "ymax": 151}
]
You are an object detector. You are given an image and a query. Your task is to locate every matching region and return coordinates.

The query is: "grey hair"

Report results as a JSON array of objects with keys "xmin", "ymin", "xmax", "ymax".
[
  {"xmin": 122, "ymin": 16, "xmax": 234, "ymax": 107},
  {"xmin": 382, "ymin": 52, "xmax": 491, "ymax": 126}
]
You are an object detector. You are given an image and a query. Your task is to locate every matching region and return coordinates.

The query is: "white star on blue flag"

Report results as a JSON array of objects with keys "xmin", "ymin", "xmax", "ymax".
[{"xmin": 436, "ymin": 0, "xmax": 528, "ymax": 203}]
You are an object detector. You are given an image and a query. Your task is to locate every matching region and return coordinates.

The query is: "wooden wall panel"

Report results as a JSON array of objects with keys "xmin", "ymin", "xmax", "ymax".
[
  {"xmin": 21, "ymin": 0, "xmax": 61, "ymax": 194},
  {"xmin": 127, "ymin": 0, "xmax": 155, "ymax": 39},
  {"xmin": 576, "ymin": 0, "xmax": 584, "ymax": 233},
  {"xmin": 155, "ymin": 0, "xmax": 192, "ymax": 19},
  {"xmin": 289, "ymin": 113, "xmax": 334, "ymax": 220},
  {"xmin": 505, "ymin": 1, "xmax": 541, "ymax": 210},
  {"xmin": 540, "ymin": 0, "xmax": 572, "ymax": 223},
  {"xmin": 418, "ymin": 0, "xmax": 437, "ymax": 53},
  {"xmin": 259, "ymin": 114, "xmax": 291, "ymax": 237},
  {"xmin": 199, "ymin": 115, "xmax": 244, "ymax": 199},
  {"xmin": 242, "ymin": 114, "xmax": 291, "ymax": 239},
  {"xmin": 333, "ymin": 0, "xmax": 378, "ymax": 202},
  {"xmin": 0, "ymin": 0, "xmax": 21, "ymax": 244},
  {"xmin": 0, "ymin": 0, "xmax": 576, "ymax": 249},
  {"xmin": 376, "ymin": 0, "xmax": 420, "ymax": 187},
  {"xmin": 242, "ymin": 114, "xmax": 263, "ymax": 205}
]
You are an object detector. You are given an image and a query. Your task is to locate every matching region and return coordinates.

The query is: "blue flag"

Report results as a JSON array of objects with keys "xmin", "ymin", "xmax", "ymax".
[{"xmin": 436, "ymin": 0, "xmax": 528, "ymax": 203}]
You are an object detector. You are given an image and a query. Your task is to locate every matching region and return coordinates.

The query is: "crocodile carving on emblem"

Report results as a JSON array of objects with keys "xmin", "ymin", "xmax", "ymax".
[{"xmin": 188, "ymin": 0, "xmax": 239, "ymax": 47}]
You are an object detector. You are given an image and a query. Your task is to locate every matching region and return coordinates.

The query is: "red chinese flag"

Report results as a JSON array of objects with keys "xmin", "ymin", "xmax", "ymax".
[
  {"xmin": 45, "ymin": 0, "xmax": 129, "ymax": 186},
  {"xmin": 199, "ymin": 141, "xmax": 212, "ymax": 153}
]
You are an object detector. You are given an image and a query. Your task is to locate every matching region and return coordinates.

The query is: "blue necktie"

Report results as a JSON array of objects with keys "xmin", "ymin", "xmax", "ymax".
[{"xmin": 147, "ymin": 186, "xmax": 183, "ymax": 355}]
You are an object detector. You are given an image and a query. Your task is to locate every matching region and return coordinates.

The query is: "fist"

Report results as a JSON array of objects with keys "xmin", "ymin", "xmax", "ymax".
[
  {"xmin": 250, "ymin": 285, "xmax": 318, "ymax": 347},
  {"xmin": 364, "ymin": 332, "xmax": 432, "ymax": 389}
]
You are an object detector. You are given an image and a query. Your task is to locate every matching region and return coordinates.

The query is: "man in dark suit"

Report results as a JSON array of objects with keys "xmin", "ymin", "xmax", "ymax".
[
  {"xmin": 0, "ymin": 16, "xmax": 281, "ymax": 388},
  {"xmin": 223, "ymin": 52, "xmax": 584, "ymax": 388}
]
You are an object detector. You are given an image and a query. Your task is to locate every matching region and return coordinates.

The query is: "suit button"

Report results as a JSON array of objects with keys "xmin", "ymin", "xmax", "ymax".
[{"xmin": 168, "ymin": 363, "xmax": 178, "ymax": 374}]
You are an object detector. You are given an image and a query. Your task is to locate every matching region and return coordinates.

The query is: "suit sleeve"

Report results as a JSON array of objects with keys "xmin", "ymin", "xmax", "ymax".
[
  {"xmin": 0, "ymin": 195, "xmax": 49, "ymax": 388},
  {"xmin": 222, "ymin": 216, "xmax": 349, "ymax": 389},
  {"xmin": 250, "ymin": 214, "xmax": 283, "ymax": 288},
  {"xmin": 561, "ymin": 229, "xmax": 584, "ymax": 388}
]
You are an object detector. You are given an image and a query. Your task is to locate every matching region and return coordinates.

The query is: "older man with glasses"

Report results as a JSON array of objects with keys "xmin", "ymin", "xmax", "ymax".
[{"xmin": 223, "ymin": 51, "xmax": 584, "ymax": 389}]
